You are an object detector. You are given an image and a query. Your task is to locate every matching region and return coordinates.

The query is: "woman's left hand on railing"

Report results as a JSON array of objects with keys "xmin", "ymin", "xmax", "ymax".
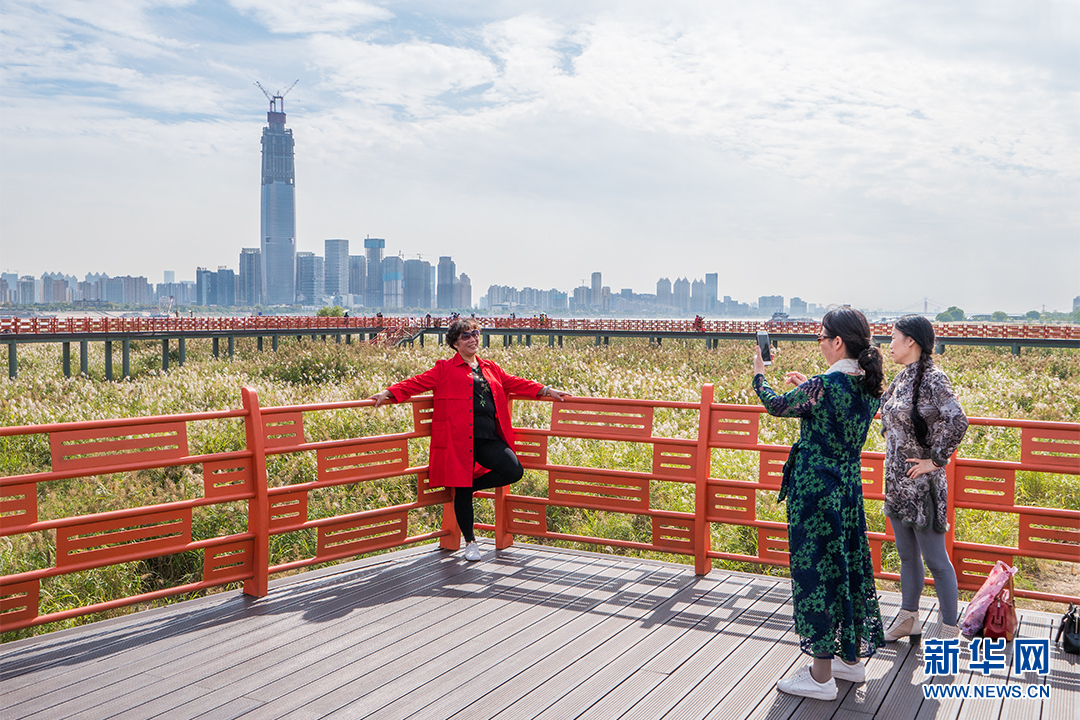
[{"xmin": 542, "ymin": 387, "xmax": 572, "ymax": 401}]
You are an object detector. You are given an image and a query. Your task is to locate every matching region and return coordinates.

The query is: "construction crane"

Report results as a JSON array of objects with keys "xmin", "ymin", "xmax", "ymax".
[{"xmin": 254, "ymin": 79, "xmax": 299, "ymax": 113}]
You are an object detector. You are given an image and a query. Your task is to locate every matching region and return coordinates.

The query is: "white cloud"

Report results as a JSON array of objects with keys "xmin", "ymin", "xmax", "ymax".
[
  {"xmin": 310, "ymin": 35, "xmax": 497, "ymax": 115},
  {"xmin": 228, "ymin": 0, "xmax": 391, "ymax": 34}
]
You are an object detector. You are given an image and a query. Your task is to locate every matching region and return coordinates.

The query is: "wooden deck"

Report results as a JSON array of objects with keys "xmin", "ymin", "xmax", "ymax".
[{"xmin": 2, "ymin": 542, "xmax": 1076, "ymax": 720}]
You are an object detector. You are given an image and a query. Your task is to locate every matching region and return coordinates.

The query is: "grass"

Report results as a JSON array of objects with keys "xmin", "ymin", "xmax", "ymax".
[{"xmin": 2, "ymin": 336, "xmax": 1078, "ymax": 639}]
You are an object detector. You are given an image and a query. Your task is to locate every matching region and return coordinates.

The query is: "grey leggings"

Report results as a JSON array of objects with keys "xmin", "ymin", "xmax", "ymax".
[{"xmin": 892, "ymin": 521, "xmax": 959, "ymax": 626}]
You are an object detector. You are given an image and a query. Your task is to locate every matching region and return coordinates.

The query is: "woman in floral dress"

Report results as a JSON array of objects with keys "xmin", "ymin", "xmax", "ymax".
[
  {"xmin": 752, "ymin": 307, "xmax": 886, "ymax": 700},
  {"xmin": 880, "ymin": 315, "xmax": 968, "ymax": 642}
]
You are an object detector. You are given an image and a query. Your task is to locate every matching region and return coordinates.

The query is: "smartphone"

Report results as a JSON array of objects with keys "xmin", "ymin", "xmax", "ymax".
[{"xmin": 757, "ymin": 330, "xmax": 772, "ymax": 365}]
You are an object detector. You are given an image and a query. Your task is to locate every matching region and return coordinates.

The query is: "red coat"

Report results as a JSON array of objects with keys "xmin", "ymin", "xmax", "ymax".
[{"xmin": 387, "ymin": 353, "xmax": 545, "ymax": 488}]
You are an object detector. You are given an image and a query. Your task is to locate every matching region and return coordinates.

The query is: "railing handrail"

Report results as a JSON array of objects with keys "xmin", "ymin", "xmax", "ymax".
[{"xmin": 1, "ymin": 387, "xmax": 1077, "ymax": 634}]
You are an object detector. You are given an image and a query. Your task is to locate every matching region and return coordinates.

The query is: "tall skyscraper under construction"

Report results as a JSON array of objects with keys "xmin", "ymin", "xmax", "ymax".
[{"xmin": 258, "ymin": 84, "xmax": 298, "ymax": 305}]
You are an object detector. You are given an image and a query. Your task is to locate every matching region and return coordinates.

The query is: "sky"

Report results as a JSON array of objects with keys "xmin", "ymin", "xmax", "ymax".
[{"xmin": 1, "ymin": 0, "xmax": 1078, "ymax": 314}]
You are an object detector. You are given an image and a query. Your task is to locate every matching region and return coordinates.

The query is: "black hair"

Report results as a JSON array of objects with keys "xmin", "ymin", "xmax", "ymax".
[
  {"xmin": 822, "ymin": 306, "xmax": 884, "ymax": 398},
  {"xmin": 446, "ymin": 317, "xmax": 480, "ymax": 350},
  {"xmin": 893, "ymin": 314, "xmax": 936, "ymax": 447}
]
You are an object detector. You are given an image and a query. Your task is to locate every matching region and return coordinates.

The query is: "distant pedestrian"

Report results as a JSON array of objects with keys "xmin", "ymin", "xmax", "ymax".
[
  {"xmin": 369, "ymin": 318, "xmax": 571, "ymax": 561},
  {"xmin": 881, "ymin": 315, "xmax": 967, "ymax": 642},
  {"xmin": 751, "ymin": 306, "xmax": 885, "ymax": 700}
]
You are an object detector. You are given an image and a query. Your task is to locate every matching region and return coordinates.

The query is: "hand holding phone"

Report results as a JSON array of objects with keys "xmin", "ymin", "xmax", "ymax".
[{"xmin": 757, "ymin": 331, "xmax": 772, "ymax": 365}]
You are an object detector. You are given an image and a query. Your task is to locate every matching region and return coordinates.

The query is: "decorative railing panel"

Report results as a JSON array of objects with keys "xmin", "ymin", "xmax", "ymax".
[{"xmin": 1, "ymin": 383, "xmax": 1077, "ymax": 635}]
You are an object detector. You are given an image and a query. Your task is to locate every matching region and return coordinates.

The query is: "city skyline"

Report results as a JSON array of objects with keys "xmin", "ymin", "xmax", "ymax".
[{"xmin": 1, "ymin": 2, "xmax": 1077, "ymax": 314}]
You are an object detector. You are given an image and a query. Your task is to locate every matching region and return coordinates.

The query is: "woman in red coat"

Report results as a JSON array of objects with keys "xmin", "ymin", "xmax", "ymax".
[{"xmin": 369, "ymin": 318, "xmax": 570, "ymax": 561}]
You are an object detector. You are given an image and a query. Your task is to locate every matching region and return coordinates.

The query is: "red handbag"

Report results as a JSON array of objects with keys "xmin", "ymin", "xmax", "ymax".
[{"xmin": 983, "ymin": 576, "xmax": 1018, "ymax": 641}]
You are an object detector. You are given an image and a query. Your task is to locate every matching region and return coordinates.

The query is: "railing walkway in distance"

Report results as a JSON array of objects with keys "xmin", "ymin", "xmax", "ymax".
[
  {"xmin": 4, "ymin": 315, "xmax": 1077, "ymax": 380},
  {"xmin": 3, "ymin": 315, "xmax": 1079, "ymax": 341},
  {"xmin": 1, "ymin": 386, "xmax": 1077, "ymax": 635}
]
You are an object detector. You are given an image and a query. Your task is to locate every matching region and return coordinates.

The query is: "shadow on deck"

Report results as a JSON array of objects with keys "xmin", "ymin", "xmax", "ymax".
[{"xmin": 2, "ymin": 542, "xmax": 1075, "ymax": 720}]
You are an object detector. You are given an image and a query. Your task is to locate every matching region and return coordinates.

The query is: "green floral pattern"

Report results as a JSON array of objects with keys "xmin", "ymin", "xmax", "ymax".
[{"xmin": 754, "ymin": 371, "xmax": 885, "ymax": 660}]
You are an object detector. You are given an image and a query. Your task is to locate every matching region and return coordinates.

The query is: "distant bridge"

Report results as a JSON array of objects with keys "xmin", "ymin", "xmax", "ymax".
[{"xmin": 2, "ymin": 315, "xmax": 1077, "ymax": 379}]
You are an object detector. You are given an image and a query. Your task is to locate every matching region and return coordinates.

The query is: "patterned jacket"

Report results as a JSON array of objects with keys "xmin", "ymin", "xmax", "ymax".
[{"xmin": 880, "ymin": 362, "xmax": 968, "ymax": 533}]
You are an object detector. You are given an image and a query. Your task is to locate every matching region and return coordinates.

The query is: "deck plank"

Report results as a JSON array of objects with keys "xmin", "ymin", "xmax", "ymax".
[
  {"xmin": 529, "ymin": 575, "xmax": 776, "ymax": 720},
  {"xmin": 492, "ymin": 574, "xmax": 761, "ymax": 720},
  {"xmin": 1, "ymin": 541, "xmax": 1075, "ymax": 720},
  {"xmin": 199, "ymin": 549, "xmax": 610, "ymax": 719}
]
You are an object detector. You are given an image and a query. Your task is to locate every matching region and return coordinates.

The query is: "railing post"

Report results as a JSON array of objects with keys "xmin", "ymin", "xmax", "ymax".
[
  {"xmin": 440, "ymin": 493, "xmax": 463, "ymax": 550},
  {"xmin": 242, "ymin": 386, "xmax": 270, "ymax": 597},
  {"xmin": 494, "ymin": 485, "xmax": 514, "ymax": 550},
  {"xmin": 695, "ymin": 383, "xmax": 714, "ymax": 575}
]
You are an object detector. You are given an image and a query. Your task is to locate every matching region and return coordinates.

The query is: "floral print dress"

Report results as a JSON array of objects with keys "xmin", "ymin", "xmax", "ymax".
[
  {"xmin": 754, "ymin": 370, "xmax": 885, "ymax": 660},
  {"xmin": 880, "ymin": 362, "xmax": 968, "ymax": 533}
]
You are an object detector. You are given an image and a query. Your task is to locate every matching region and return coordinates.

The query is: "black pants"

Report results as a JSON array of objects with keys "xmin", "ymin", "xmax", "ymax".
[{"xmin": 454, "ymin": 437, "xmax": 524, "ymax": 542}]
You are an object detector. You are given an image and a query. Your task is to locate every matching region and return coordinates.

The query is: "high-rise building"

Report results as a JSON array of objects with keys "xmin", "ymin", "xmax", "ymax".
[
  {"xmin": 104, "ymin": 278, "xmax": 125, "ymax": 304},
  {"xmin": 239, "ymin": 248, "xmax": 262, "ymax": 306},
  {"xmin": 572, "ymin": 285, "xmax": 589, "ymax": 310},
  {"xmin": 656, "ymin": 278, "xmax": 673, "ymax": 307},
  {"xmin": 196, "ymin": 267, "xmax": 214, "ymax": 306},
  {"xmin": 259, "ymin": 96, "xmax": 297, "ymax": 305},
  {"xmin": 705, "ymin": 273, "xmax": 718, "ymax": 313},
  {"xmin": 216, "ymin": 267, "xmax": 236, "ymax": 307},
  {"xmin": 404, "ymin": 259, "xmax": 432, "ymax": 308},
  {"xmin": 456, "ymin": 273, "xmax": 472, "ymax": 309},
  {"xmin": 324, "ymin": 239, "xmax": 349, "ymax": 298},
  {"xmin": 591, "ymin": 272, "xmax": 602, "ymax": 307},
  {"xmin": 437, "ymin": 256, "xmax": 456, "ymax": 309},
  {"xmin": 163, "ymin": 271, "xmax": 175, "ymax": 284},
  {"xmin": 382, "ymin": 255, "xmax": 404, "ymax": 308},
  {"xmin": 349, "ymin": 255, "xmax": 366, "ymax": 301},
  {"xmin": 690, "ymin": 279, "xmax": 705, "ymax": 312},
  {"xmin": 364, "ymin": 238, "xmax": 385, "ymax": 307},
  {"xmin": 296, "ymin": 252, "xmax": 324, "ymax": 304},
  {"xmin": 759, "ymin": 295, "xmax": 784, "ymax": 317},
  {"xmin": 789, "ymin": 297, "xmax": 807, "ymax": 316},
  {"xmin": 673, "ymin": 278, "xmax": 691, "ymax": 311}
]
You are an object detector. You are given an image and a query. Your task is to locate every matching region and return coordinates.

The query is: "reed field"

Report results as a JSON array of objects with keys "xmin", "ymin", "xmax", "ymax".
[{"xmin": 2, "ymin": 336, "xmax": 1078, "ymax": 639}]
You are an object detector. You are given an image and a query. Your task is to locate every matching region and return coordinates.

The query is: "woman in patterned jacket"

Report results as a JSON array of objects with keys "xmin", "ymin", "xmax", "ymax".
[
  {"xmin": 752, "ymin": 307, "xmax": 885, "ymax": 700},
  {"xmin": 881, "ymin": 315, "xmax": 968, "ymax": 642}
]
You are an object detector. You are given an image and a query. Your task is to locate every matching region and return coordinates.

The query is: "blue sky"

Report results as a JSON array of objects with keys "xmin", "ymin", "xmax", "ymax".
[{"xmin": 1, "ymin": 0, "xmax": 1077, "ymax": 313}]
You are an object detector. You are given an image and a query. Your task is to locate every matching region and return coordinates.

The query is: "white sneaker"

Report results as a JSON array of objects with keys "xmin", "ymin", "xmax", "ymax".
[
  {"xmin": 831, "ymin": 657, "xmax": 866, "ymax": 683},
  {"xmin": 776, "ymin": 665, "xmax": 837, "ymax": 700},
  {"xmin": 463, "ymin": 541, "xmax": 481, "ymax": 562}
]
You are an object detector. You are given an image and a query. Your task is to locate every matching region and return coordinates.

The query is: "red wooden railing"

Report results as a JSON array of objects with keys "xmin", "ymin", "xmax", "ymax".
[
  {"xmin": 1, "ymin": 388, "xmax": 1077, "ymax": 633},
  {"xmin": 2, "ymin": 315, "xmax": 1078, "ymax": 341}
]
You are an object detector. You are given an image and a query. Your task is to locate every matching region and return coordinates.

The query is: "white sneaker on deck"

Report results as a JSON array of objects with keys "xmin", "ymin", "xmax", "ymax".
[
  {"xmin": 831, "ymin": 657, "xmax": 866, "ymax": 683},
  {"xmin": 776, "ymin": 666, "xmax": 837, "ymax": 701},
  {"xmin": 463, "ymin": 541, "xmax": 481, "ymax": 561}
]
